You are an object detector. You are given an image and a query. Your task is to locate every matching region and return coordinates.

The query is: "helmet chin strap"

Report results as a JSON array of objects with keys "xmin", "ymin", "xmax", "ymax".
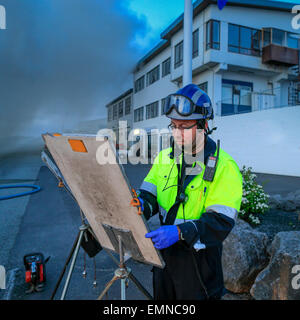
[
  {"xmin": 206, "ymin": 126, "xmax": 217, "ymax": 135},
  {"xmin": 197, "ymin": 119, "xmax": 217, "ymax": 137}
]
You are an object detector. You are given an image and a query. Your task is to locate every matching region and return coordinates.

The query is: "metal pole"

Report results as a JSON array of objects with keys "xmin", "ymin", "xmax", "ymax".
[
  {"xmin": 118, "ymin": 235, "xmax": 127, "ymax": 300},
  {"xmin": 118, "ymin": 235, "xmax": 124, "ymax": 268},
  {"xmin": 60, "ymin": 225, "xmax": 87, "ymax": 300},
  {"xmin": 121, "ymin": 278, "xmax": 126, "ymax": 300},
  {"xmin": 183, "ymin": 0, "xmax": 193, "ymax": 86}
]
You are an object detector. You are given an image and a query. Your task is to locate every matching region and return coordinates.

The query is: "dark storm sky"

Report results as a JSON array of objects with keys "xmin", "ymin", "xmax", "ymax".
[{"xmin": 0, "ymin": 0, "xmax": 148, "ymax": 138}]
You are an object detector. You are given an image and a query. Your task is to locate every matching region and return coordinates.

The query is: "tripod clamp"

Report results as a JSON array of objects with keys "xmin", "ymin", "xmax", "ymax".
[
  {"xmin": 97, "ymin": 235, "xmax": 152, "ymax": 300},
  {"xmin": 98, "ymin": 235, "xmax": 132, "ymax": 300}
]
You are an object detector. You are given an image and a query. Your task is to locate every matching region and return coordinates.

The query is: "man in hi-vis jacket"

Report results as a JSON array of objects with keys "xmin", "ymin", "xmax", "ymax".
[{"xmin": 137, "ymin": 83, "xmax": 243, "ymax": 300}]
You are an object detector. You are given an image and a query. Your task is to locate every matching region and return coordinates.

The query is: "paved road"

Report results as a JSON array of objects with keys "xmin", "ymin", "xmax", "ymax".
[
  {"xmin": 0, "ymin": 152, "xmax": 300, "ymax": 300},
  {"xmin": 254, "ymin": 172, "xmax": 300, "ymax": 196},
  {"xmin": 0, "ymin": 152, "xmax": 43, "ymax": 269},
  {"xmin": 0, "ymin": 155, "xmax": 158, "ymax": 300}
]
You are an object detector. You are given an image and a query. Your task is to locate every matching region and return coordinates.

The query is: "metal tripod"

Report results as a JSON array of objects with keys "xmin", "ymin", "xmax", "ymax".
[
  {"xmin": 97, "ymin": 235, "xmax": 153, "ymax": 300},
  {"xmin": 50, "ymin": 225, "xmax": 153, "ymax": 300}
]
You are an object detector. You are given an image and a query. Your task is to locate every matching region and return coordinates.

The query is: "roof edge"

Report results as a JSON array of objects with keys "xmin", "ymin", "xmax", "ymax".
[
  {"xmin": 106, "ymin": 88, "xmax": 133, "ymax": 107},
  {"xmin": 135, "ymin": 0, "xmax": 298, "ymax": 72},
  {"xmin": 160, "ymin": 0, "xmax": 297, "ymax": 40}
]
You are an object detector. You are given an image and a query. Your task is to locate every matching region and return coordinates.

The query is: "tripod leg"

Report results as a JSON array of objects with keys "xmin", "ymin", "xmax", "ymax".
[
  {"xmin": 50, "ymin": 230, "xmax": 81, "ymax": 300},
  {"xmin": 121, "ymin": 277, "xmax": 126, "ymax": 300},
  {"xmin": 128, "ymin": 272, "xmax": 153, "ymax": 300},
  {"xmin": 97, "ymin": 275, "xmax": 119, "ymax": 300},
  {"xmin": 60, "ymin": 228, "xmax": 85, "ymax": 300}
]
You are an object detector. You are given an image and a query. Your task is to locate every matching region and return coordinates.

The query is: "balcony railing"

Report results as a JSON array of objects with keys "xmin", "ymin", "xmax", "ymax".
[{"xmin": 216, "ymin": 85, "xmax": 300, "ymax": 116}]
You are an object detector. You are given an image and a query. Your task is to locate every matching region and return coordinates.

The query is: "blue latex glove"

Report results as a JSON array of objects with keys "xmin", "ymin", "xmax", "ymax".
[{"xmin": 145, "ymin": 225, "xmax": 179, "ymax": 250}]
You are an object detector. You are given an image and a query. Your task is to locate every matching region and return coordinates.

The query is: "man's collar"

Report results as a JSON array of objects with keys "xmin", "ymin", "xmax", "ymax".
[
  {"xmin": 168, "ymin": 136, "xmax": 216, "ymax": 165},
  {"xmin": 204, "ymin": 136, "xmax": 217, "ymax": 164}
]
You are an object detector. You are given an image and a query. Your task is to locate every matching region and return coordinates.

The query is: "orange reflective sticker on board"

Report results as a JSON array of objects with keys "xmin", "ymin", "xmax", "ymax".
[
  {"xmin": 53, "ymin": 133, "xmax": 62, "ymax": 137},
  {"xmin": 68, "ymin": 139, "xmax": 88, "ymax": 153}
]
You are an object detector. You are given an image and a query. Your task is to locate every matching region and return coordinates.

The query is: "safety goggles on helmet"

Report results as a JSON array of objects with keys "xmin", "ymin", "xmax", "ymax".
[{"xmin": 164, "ymin": 94, "xmax": 210, "ymax": 117}]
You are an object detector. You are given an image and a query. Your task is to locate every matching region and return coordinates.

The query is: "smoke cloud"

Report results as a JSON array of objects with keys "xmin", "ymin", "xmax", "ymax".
[{"xmin": 0, "ymin": 0, "xmax": 148, "ymax": 156}]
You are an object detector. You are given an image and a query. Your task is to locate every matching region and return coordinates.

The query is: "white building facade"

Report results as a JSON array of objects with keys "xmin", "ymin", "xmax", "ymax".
[
  {"xmin": 106, "ymin": 89, "xmax": 133, "ymax": 148},
  {"xmin": 129, "ymin": 0, "xmax": 300, "ymax": 175},
  {"xmin": 106, "ymin": 0, "xmax": 300, "ymax": 175}
]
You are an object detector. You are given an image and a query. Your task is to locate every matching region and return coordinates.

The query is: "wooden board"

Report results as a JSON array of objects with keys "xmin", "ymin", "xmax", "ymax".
[{"xmin": 42, "ymin": 133, "xmax": 164, "ymax": 268}]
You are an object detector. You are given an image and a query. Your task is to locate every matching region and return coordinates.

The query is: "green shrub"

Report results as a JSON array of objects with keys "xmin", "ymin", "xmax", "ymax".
[{"xmin": 239, "ymin": 166, "xmax": 270, "ymax": 226}]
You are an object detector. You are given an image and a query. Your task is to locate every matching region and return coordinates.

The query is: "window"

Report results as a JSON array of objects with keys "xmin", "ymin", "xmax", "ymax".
[
  {"xmin": 134, "ymin": 107, "xmax": 144, "ymax": 122},
  {"xmin": 252, "ymin": 30, "xmax": 261, "ymax": 53},
  {"xmin": 107, "ymin": 106, "xmax": 113, "ymax": 122},
  {"xmin": 240, "ymin": 86, "xmax": 252, "ymax": 106},
  {"xmin": 263, "ymin": 28, "xmax": 300, "ymax": 50},
  {"xmin": 125, "ymin": 96, "xmax": 131, "ymax": 115},
  {"xmin": 228, "ymin": 24, "xmax": 239, "ymax": 53},
  {"xmin": 162, "ymin": 58, "xmax": 171, "ymax": 77},
  {"xmin": 118, "ymin": 101, "xmax": 123, "ymax": 118},
  {"xmin": 240, "ymin": 26, "xmax": 252, "ymax": 55},
  {"xmin": 112, "ymin": 104, "xmax": 117, "ymax": 120},
  {"xmin": 135, "ymin": 75, "xmax": 145, "ymax": 93},
  {"xmin": 263, "ymin": 28, "xmax": 271, "ymax": 47},
  {"xmin": 147, "ymin": 65, "xmax": 160, "ymax": 86},
  {"xmin": 228, "ymin": 24, "xmax": 261, "ymax": 56},
  {"xmin": 206, "ymin": 20, "xmax": 220, "ymax": 50},
  {"xmin": 174, "ymin": 41, "xmax": 183, "ymax": 68},
  {"xmin": 222, "ymin": 83, "xmax": 233, "ymax": 106},
  {"xmin": 193, "ymin": 29, "xmax": 199, "ymax": 58},
  {"xmin": 272, "ymin": 29, "xmax": 285, "ymax": 46},
  {"xmin": 146, "ymin": 101, "xmax": 159, "ymax": 120},
  {"xmin": 161, "ymin": 97, "xmax": 167, "ymax": 115},
  {"xmin": 198, "ymin": 82, "xmax": 208, "ymax": 93},
  {"xmin": 287, "ymin": 33, "xmax": 299, "ymax": 49},
  {"xmin": 221, "ymin": 79, "xmax": 253, "ymax": 116}
]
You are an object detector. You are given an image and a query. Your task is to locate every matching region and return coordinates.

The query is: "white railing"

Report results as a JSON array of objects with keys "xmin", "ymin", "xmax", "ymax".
[{"xmin": 216, "ymin": 85, "xmax": 300, "ymax": 116}]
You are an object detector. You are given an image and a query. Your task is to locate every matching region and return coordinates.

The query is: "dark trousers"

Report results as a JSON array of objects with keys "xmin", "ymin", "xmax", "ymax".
[{"xmin": 152, "ymin": 242, "xmax": 223, "ymax": 300}]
